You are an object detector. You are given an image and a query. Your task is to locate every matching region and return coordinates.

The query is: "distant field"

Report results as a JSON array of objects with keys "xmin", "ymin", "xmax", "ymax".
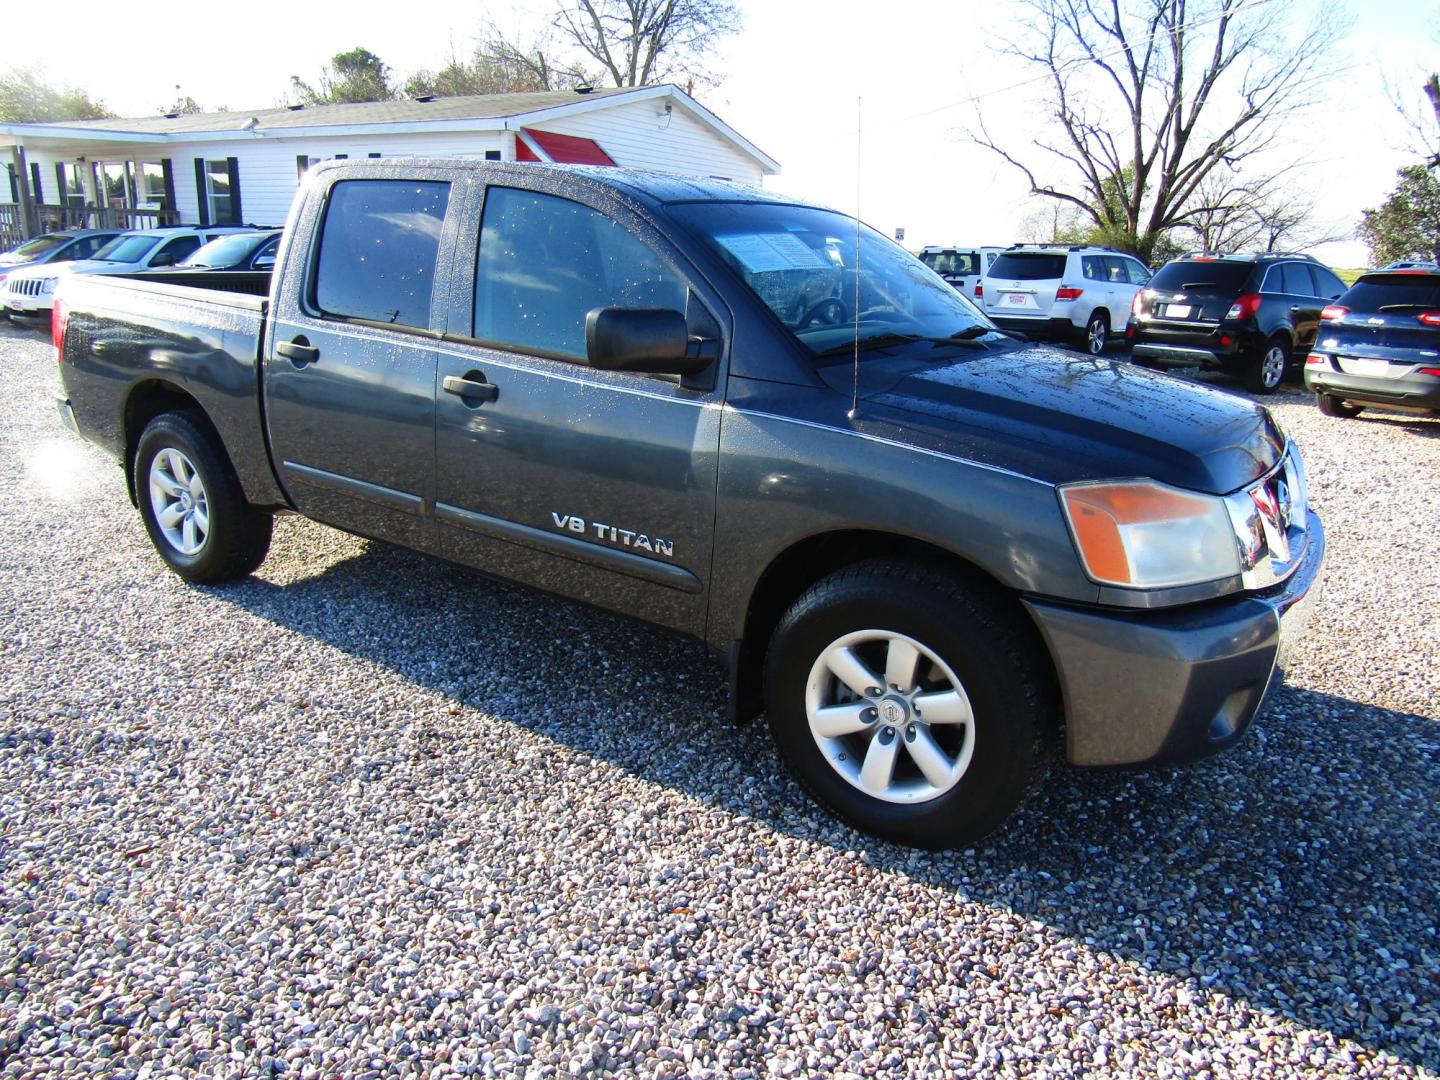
[{"xmin": 1334, "ymin": 267, "xmax": 1367, "ymax": 286}]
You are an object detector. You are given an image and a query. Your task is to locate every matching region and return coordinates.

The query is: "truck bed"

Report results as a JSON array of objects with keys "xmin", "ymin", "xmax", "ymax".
[{"xmin": 57, "ymin": 272, "xmax": 285, "ymax": 508}]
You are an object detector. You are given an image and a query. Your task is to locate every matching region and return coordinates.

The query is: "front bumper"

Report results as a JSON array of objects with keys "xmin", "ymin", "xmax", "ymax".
[
  {"xmin": 1305, "ymin": 363, "xmax": 1440, "ymax": 414},
  {"xmin": 1024, "ymin": 508, "xmax": 1325, "ymax": 767}
]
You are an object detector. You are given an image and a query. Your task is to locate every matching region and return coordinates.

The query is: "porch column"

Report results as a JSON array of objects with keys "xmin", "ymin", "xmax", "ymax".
[{"xmin": 13, "ymin": 144, "xmax": 36, "ymax": 239}]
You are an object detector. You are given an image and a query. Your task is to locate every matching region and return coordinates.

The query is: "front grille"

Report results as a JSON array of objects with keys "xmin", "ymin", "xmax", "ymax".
[
  {"xmin": 8, "ymin": 279, "xmax": 44, "ymax": 298},
  {"xmin": 1225, "ymin": 448, "xmax": 1310, "ymax": 590}
]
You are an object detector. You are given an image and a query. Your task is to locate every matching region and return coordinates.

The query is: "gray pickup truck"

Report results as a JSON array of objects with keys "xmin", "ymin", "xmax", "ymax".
[{"xmin": 52, "ymin": 159, "xmax": 1323, "ymax": 847}]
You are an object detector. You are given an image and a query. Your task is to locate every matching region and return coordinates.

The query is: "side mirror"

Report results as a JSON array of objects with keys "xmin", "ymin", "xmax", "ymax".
[
  {"xmin": 150, "ymin": 251, "xmax": 177, "ymax": 267},
  {"xmin": 585, "ymin": 307, "xmax": 716, "ymax": 376},
  {"xmin": 254, "ymin": 254, "xmax": 276, "ymax": 270}
]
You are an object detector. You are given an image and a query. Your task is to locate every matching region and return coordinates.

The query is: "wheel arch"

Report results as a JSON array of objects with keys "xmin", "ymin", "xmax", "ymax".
[
  {"xmin": 121, "ymin": 380, "xmax": 222, "ymax": 506},
  {"xmin": 728, "ymin": 528, "xmax": 1061, "ymax": 730}
]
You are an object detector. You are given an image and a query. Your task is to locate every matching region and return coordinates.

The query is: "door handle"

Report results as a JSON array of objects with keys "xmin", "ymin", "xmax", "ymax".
[
  {"xmin": 443, "ymin": 373, "xmax": 499, "ymax": 403},
  {"xmin": 277, "ymin": 340, "xmax": 318, "ymax": 365}
]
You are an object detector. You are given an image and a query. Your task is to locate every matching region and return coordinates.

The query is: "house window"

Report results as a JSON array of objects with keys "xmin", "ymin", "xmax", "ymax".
[
  {"xmin": 97, "ymin": 162, "xmax": 130, "ymax": 209},
  {"xmin": 136, "ymin": 163, "xmax": 167, "ymax": 211},
  {"xmin": 61, "ymin": 165, "xmax": 86, "ymax": 212},
  {"xmin": 205, "ymin": 160, "xmax": 233, "ymax": 223}
]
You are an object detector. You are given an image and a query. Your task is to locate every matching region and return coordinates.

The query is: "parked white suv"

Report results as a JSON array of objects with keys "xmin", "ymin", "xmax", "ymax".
[
  {"xmin": 919, "ymin": 245, "xmax": 1003, "ymax": 299},
  {"xmin": 3, "ymin": 226, "xmax": 254, "ymax": 320},
  {"xmin": 977, "ymin": 245, "xmax": 1151, "ymax": 355}
]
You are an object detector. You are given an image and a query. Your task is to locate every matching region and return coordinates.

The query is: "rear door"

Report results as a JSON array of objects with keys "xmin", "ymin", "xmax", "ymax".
[
  {"xmin": 1279, "ymin": 262, "xmax": 1324, "ymax": 351},
  {"xmin": 432, "ymin": 181, "xmax": 725, "ymax": 638},
  {"xmin": 263, "ymin": 172, "xmax": 459, "ymax": 552}
]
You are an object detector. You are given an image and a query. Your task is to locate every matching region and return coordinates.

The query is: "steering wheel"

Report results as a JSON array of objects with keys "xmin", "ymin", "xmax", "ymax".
[{"xmin": 795, "ymin": 297, "xmax": 848, "ymax": 329}]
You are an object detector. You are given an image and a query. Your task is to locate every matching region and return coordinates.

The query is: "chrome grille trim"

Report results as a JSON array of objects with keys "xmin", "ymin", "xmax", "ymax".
[{"xmin": 1224, "ymin": 443, "xmax": 1310, "ymax": 590}]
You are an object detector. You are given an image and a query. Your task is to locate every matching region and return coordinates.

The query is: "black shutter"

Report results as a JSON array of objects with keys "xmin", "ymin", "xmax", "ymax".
[
  {"xmin": 30, "ymin": 162, "xmax": 43, "ymax": 203},
  {"xmin": 5, "ymin": 164, "xmax": 15, "ymax": 202},
  {"xmin": 161, "ymin": 160, "xmax": 177, "ymax": 219},
  {"xmin": 296, "ymin": 155, "xmax": 309, "ymax": 182},
  {"xmin": 226, "ymin": 157, "xmax": 242, "ymax": 225},
  {"xmin": 367, "ymin": 152, "xmax": 381, "ymax": 159},
  {"xmin": 194, "ymin": 158, "xmax": 209, "ymax": 226},
  {"xmin": 334, "ymin": 153, "xmax": 347, "ymax": 160},
  {"xmin": 55, "ymin": 162, "xmax": 67, "ymax": 205}
]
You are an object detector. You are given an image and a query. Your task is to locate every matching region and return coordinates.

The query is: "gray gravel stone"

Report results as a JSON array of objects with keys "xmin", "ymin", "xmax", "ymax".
[{"xmin": 0, "ymin": 320, "xmax": 1437, "ymax": 1077}]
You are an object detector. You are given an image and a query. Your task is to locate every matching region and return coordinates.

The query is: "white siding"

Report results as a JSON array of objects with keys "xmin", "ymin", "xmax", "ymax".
[{"xmin": 537, "ymin": 99, "xmax": 766, "ymax": 185}]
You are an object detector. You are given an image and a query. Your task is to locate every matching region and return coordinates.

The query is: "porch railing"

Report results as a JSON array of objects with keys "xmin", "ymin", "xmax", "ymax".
[{"xmin": 0, "ymin": 203, "xmax": 181, "ymax": 250}]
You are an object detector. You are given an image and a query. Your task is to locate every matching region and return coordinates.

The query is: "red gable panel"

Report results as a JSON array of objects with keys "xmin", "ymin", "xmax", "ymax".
[{"xmin": 520, "ymin": 128, "xmax": 615, "ymax": 166}]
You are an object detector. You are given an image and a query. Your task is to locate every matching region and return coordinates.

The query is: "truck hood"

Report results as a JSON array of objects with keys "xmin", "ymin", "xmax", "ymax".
[{"xmin": 857, "ymin": 345, "xmax": 1284, "ymax": 496}]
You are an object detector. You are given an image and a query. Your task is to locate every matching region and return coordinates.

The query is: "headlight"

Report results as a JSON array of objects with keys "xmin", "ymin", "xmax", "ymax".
[
  {"xmin": 40, "ymin": 278, "xmax": 57, "ymax": 295},
  {"xmin": 1060, "ymin": 480, "xmax": 1240, "ymax": 589}
]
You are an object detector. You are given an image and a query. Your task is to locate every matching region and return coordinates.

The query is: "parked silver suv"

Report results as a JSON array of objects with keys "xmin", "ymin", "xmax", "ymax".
[{"xmin": 977, "ymin": 245, "xmax": 1151, "ymax": 355}]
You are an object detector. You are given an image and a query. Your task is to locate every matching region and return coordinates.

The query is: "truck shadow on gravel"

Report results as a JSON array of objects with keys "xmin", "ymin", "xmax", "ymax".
[{"xmin": 215, "ymin": 531, "xmax": 1440, "ymax": 1072}]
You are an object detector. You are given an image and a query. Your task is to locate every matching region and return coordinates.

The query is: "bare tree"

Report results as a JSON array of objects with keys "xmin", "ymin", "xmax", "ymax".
[
  {"xmin": 552, "ymin": 0, "xmax": 741, "ymax": 89},
  {"xmin": 969, "ymin": 0, "xmax": 1344, "ymax": 260}
]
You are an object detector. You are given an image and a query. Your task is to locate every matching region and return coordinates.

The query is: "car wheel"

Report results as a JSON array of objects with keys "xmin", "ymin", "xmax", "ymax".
[
  {"xmin": 1246, "ymin": 337, "xmax": 1290, "ymax": 394},
  {"xmin": 1316, "ymin": 392, "xmax": 1363, "ymax": 418},
  {"xmin": 134, "ymin": 411, "xmax": 273, "ymax": 583},
  {"xmin": 1081, "ymin": 311, "xmax": 1109, "ymax": 356},
  {"xmin": 763, "ymin": 559, "xmax": 1051, "ymax": 849}
]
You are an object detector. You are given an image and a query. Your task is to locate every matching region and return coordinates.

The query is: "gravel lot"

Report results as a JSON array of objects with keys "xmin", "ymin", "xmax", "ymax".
[{"xmin": 1, "ymin": 319, "xmax": 1437, "ymax": 1078}]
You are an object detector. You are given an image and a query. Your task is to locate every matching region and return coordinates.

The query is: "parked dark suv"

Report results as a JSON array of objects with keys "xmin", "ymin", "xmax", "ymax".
[
  {"xmin": 1304, "ymin": 268, "xmax": 1440, "ymax": 418},
  {"xmin": 1126, "ymin": 253, "xmax": 1348, "ymax": 393}
]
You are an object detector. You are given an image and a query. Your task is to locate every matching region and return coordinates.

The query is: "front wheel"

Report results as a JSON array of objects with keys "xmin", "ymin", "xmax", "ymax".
[
  {"xmin": 134, "ymin": 411, "xmax": 272, "ymax": 583},
  {"xmin": 763, "ymin": 560, "xmax": 1051, "ymax": 849}
]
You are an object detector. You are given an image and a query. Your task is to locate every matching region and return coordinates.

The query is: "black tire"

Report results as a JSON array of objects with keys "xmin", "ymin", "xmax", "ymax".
[
  {"xmin": 1245, "ymin": 336, "xmax": 1290, "ymax": 394},
  {"xmin": 133, "ymin": 411, "xmax": 272, "ymax": 583},
  {"xmin": 1079, "ymin": 311, "xmax": 1110, "ymax": 356},
  {"xmin": 763, "ymin": 559, "xmax": 1052, "ymax": 849},
  {"xmin": 1316, "ymin": 391, "xmax": 1363, "ymax": 418}
]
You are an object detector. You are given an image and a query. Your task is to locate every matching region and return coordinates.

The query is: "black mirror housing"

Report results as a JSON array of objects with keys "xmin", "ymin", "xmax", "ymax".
[{"xmin": 585, "ymin": 307, "xmax": 714, "ymax": 376}]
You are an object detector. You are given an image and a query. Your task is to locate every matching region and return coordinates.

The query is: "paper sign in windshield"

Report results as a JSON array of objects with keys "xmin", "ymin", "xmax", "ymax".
[{"xmin": 716, "ymin": 232, "xmax": 831, "ymax": 274}]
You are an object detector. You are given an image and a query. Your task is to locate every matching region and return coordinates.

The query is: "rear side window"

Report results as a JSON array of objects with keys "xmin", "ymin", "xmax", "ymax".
[
  {"xmin": 1081, "ymin": 256, "xmax": 1105, "ymax": 281},
  {"xmin": 1342, "ymin": 275, "xmax": 1440, "ymax": 312},
  {"xmin": 1112, "ymin": 257, "xmax": 1150, "ymax": 285},
  {"xmin": 1279, "ymin": 263, "xmax": 1315, "ymax": 296},
  {"xmin": 313, "ymin": 179, "xmax": 450, "ymax": 330},
  {"xmin": 154, "ymin": 235, "xmax": 201, "ymax": 264},
  {"xmin": 989, "ymin": 253, "xmax": 1066, "ymax": 280},
  {"xmin": 1311, "ymin": 266, "xmax": 1346, "ymax": 298},
  {"xmin": 1148, "ymin": 261, "xmax": 1252, "ymax": 293},
  {"xmin": 70, "ymin": 235, "xmax": 111, "ymax": 259},
  {"xmin": 473, "ymin": 187, "xmax": 687, "ymax": 361}
]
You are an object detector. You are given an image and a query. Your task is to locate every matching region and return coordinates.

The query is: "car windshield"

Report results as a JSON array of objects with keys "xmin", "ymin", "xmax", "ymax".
[
  {"xmin": 9, "ymin": 234, "xmax": 72, "ymax": 258},
  {"xmin": 179, "ymin": 233, "xmax": 267, "ymax": 268},
  {"xmin": 1148, "ymin": 260, "xmax": 1253, "ymax": 292},
  {"xmin": 92, "ymin": 235, "xmax": 160, "ymax": 264},
  {"xmin": 669, "ymin": 201, "xmax": 994, "ymax": 359},
  {"xmin": 988, "ymin": 253, "xmax": 1067, "ymax": 280}
]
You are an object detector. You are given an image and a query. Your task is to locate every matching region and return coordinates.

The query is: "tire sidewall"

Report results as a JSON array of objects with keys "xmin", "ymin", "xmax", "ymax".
[
  {"xmin": 1084, "ymin": 311, "xmax": 1109, "ymax": 355},
  {"xmin": 766, "ymin": 576, "xmax": 1037, "ymax": 847}
]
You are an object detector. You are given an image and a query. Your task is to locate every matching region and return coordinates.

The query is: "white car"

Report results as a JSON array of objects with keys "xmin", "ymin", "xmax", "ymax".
[
  {"xmin": 2, "ymin": 226, "xmax": 254, "ymax": 320},
  {"xmin": 918, "ymin": 245, "xmax": 1003, "ymax": 299},
  {"xmin": 976, "ymin": 245, "xmax": 1151, "ymax": 355}
]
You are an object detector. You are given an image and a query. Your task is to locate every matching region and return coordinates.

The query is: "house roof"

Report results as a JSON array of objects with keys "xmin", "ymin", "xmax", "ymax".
[
  {"xmin": 0, "ymin": 84, "xmax": 779, "ymax": 175},
  {"xmin": 43, "ymin": 87, "xmax": 641, "ymax": 135}
]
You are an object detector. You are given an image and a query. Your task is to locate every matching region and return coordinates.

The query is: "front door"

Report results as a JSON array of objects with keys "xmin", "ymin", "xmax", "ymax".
[
  {"xmin": 264, "ymin": 175, "xmax": 456, "ymax": 551},
  {"xmin": 433, "ymin": 184, "xmax": 724, "ymax": 637}
]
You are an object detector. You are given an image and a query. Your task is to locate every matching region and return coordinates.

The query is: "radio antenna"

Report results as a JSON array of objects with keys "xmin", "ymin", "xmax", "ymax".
[{"xmin": 847, "ymin": 96, "xmax": 862, "ymax": 422}]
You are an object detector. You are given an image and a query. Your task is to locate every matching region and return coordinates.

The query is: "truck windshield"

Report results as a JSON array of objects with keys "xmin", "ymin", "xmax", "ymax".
[
  {"xmin": 92, "ymin": 235, "xmax": 160, "ymax": 264},
  {"xmin": 669, "ymin": 201, "xmax": 993, "ymax": 359}
]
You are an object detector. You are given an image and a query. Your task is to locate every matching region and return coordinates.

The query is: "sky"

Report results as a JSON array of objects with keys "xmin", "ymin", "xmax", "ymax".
[{"xmin": 8, "ymin": 0, "xmax": 1436, "ymax": 266}]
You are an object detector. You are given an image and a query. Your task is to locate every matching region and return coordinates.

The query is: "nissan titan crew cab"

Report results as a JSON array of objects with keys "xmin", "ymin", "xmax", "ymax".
[{"xmin": 51, "ymin": 160, "xmax": 1325, "ymax": 848}]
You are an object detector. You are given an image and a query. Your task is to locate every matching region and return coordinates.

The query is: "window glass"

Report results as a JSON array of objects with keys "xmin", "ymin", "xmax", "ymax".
[
  {"xmin": 1312, "ymin": 266, "xmax": 1345, "ymax": 298},
  {"xmin": 206, "ymin": 161, "xmax": 233, "ymax": 224},
  {"xmin": 473, "ymin": 187, "xmax": 687, "ymax": 360},
  {"xmin": 1342, "ymin": 275, "xmax": 1440, "ymax": 311},
  {"xmin": 72, "ymin": 235, "xmax": 112, "ymax": 259},
  {"xmin": 314, "ymin": 179, "xmax": 450, "ymax": 329},
  {"xmin": 11, "ymin": 234, "xmax": 71, "ymax": 258},
  {"xmin": 93, "ymin": 234, "xmax": 159, "ymax": 263},
  {"xmin": 1149, "ymin": 260, "xmax": 1252, "ymax": 292},
  {"xmin": 1081, "ymin": 256, "xmax": 1104, "ymax": 281},
  {"xmin": 153, "ymin": 235, "xmax": 201, "ymax": 264},
  {"xmin": 988, "ymin": 253, "xmax": 1067, "ymax": 280},
  {"xmin": 1279, "ymin": 263, "xmax": 1314, "ymax": 295},
  {"xmin": 1116, "ymin": 258, "xmax": 1150, "ymax": 285}
]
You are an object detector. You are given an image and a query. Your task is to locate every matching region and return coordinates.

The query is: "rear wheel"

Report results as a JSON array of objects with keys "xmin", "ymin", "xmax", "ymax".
[
  {"xmin": 134, "ymin": 411, "xmax": 272, "ymax": 583},
  {"xmin": 1316, "ymin": 392, "xmax": 1363, "ymax": 418},
  {"xmin": 1080, "ymin": 311, "xmax": 1109, "ymax": 356},
  {"xmin": 763, "ymin": 559, "xmax": 1051, "ymax": 849},
  {"xmin": 1246, "ymin": 336, "xmax": 1290, "ymax": 393}
]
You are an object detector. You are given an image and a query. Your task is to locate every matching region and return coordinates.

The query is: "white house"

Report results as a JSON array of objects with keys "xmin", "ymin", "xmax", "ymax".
[{"xmin": 0, "ymin": 84, "xmax": 778, "ymax": 242}]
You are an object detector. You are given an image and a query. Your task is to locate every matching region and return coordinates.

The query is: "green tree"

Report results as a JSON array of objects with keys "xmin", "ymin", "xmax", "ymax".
[
  {"xmin": 1358, "ymin": 165, "xmax": 1440, "ymax": 267},
  {"xmin": 290, "ymin": 47, "xmax": 396, "ymax": 105},
  {"xmin": 0, "ymin": 68, "xmax": 111, "ymax": 122}
]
